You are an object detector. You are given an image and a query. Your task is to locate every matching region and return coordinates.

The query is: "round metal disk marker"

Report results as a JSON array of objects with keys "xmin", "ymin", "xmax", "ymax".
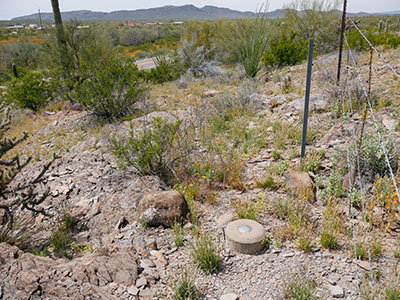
[{"xmin": 225, "ymin": 219, "xmax": 265, "ymax": 254}]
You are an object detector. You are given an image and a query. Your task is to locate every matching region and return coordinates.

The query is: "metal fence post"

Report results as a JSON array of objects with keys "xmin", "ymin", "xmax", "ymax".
[
  {"xmin": 337, "ymin": 0, "xmax": 348, "ymax": 84},
  {"xmin": 300, "ymin": 39, "xmax": 314, "ymax": 158}
]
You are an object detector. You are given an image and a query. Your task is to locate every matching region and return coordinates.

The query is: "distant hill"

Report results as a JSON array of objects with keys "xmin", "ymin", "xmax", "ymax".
[
  {"xmin": 10, "ymin": 5, "xmax": 400, "ymax": 22},
  {"xmin": 12, "ymin": 5, "xmax": 257, "ymax": 21}
]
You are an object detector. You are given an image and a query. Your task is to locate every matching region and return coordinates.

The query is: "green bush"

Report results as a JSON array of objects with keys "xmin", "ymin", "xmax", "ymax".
[
  {"xmin": 283, "ymin": 269, "xmax": 317, "ymax": 300},
  {"xmin": 41, "ymin": 26, "xmax": 115, "ymax": 83},
  {"xmin": 140, "ymin": 53, "xmax": 182, "ymax": 84},
  {"xmin": 172, "ymin": 267, "xmax": 202, "ymax": 300},
  {"xmin": 385, "ymin": 288, "xmax": 400, "ymax": 300},
  {"xmin": 6, "ymin": 71, "xmax": 55, "ymax": 111},
  {"xmin": 263, "ymin": 32, "xmax": 308, "ymax": 68},
  {"xmin": 50, "ymin": 214, "xmax": 77, "ymax": 257},
  {"xmin": 320, "ymin": 232, "xmax": 339, "ymax": 250},
  {"xmin": 282, "ymin": 0, "xmax": 340, "ymax": 54},
  {"xmin": 71, "ymin": 56, "xmax": 146, "ymax": 120},
  {"xmin": 231, "ymin": 199, "xmax": 262, "ymax": 220},
  {"xmin": 347, "ymin": 28, "xmax": 400, "ymax": 52},
  {"xmin": 111, "ymin": 117, "xmax": 193, "ymax": 186},
  {"xmin": 190, "ymin": 234, "xmax": 222, "ymax": 274},
  {"xmin": 342, "ymin": 131, "xmax": 398, "ymax": 181}
]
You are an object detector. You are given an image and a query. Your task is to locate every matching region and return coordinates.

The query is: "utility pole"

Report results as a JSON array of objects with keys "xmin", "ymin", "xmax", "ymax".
[
  {"xmin": 38, "ymin": 8, "xmax": 43, "ymax": 28},
  {"xmin": 337, "ymin": 0, "xmax": 347, "ymax": 84}
]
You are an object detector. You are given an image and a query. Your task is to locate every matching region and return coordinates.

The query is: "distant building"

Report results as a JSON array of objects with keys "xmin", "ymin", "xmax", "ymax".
[
  {"xmin": 7, "ymin": 25, "xmax": 24, "ymax": 29},
  {"xmin": 172, "ymin": 21, "xmax": 184, "ymax": 25},
  {"xmin": 77, "ymin": 25, "xmax": 90, "ymax": 29},
  {"xmin": 28, "ymin": 24, "xmax": 38, "ymax": 28}
]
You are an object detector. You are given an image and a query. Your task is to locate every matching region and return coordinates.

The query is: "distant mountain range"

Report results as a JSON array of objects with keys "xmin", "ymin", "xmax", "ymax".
[{"xmin": 10, "ymin": 5, "xmax": 400, "ymax": 22}]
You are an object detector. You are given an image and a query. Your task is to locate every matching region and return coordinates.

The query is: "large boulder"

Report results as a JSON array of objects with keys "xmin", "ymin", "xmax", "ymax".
[
  {"xmin": 285, "ymin": 169, "xmax": 317, "ymax": 202},
  {"xmin": 136, "ymin": 191, "xmax": 188, "ymax": 227}
]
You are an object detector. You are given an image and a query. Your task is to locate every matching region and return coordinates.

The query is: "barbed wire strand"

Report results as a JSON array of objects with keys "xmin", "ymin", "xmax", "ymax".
[
  {"xmin": 348, "ymin": 17, "xmax": 400, "ymax": 79},
  {"xmin": 341, "ymin": 50, "xmax": 378, "ymax": 300},
  {"xmin": 340, "ymin": 47, "xmax": 361, "ymax": 300},
  {"xmin": 344, "ymin": 32, "xmax": 400, "ymax": 211},
  {"xmin": 344, "ymin": 44, "xmax": 378, "ymax": 299}
]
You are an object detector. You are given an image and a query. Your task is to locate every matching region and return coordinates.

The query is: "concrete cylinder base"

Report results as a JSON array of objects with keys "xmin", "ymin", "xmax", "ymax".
[{"xmin": 225, "ymin": 219, "xmax": 265, "ymax": 255}]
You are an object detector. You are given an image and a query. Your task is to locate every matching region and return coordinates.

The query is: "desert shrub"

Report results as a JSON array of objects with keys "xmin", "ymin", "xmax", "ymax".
[
  {"xmin": 320, "ymin": 232, "xmax": 339, "ymax": 250},
  {"xmin": 343, "ymin": 131, "xmax": 397, "ymax": 181},
  {"xmin": 190, "ymin": 234, "xmax": 222, "ymax": 274},
  {"xmin": 231, "ymin": 199, "xmax": 263, "ymax": 220},
  {"xmin": 41, "ymin": 25, "xmax": 114, "ymax": 85},
  {"xmin": 120, "ymin": 27, "xmax": 158, "ymax": 46},
  {"xmin": 263, "ymin": 32, "xmax": 308, "ymax": 68},
  {"xmin": 385, "ymin": 288, "xmax": 400, "ymax": 300},
  {"xmin": 297, "ymin": 236, "xmax": 313, "ymax": 252},
  {"xmin": 347, "ymin": 28, "xmax": 400, "ymax": 52},
  {"xmin": 179, "ymin": 36, "xmax": 225, "ymax": 78},
  {"xmin": 111, "ymin": 117, "xmax": 194, "ymax": 186},
  {"xmin": 283, "ymin": 268, "xmax": 317, "ymax": 300},
  {"xmin": 6, "ymin": 71, "xmax": 55, "ymax": 111},
  {"xmin": 0, "ymin": 42, "xmax": 41, "ymax": 68},
  {"xmin": 50, "ymin": 214, "xmax": 77, "ymax": 257},
  {"xmin": 0, "ymin": 68, "xmax": 12, "ymax": 83},
  {"xmin": 355, "ymin": 242, "xmax": 367, "ymax": 260},
  {"xmin": 300, "ymin": 150, "xmax": 324, "ymax": 173},
  {"xmin": 70, "ymin": 56, "xmax": 146, "ymax": 120},
  {"xmin": 173, "ymin": 183, "xmax": 200, "ymax": 224},
  {"xmin": 320, "ymin": 170, "xmax": 345, "ymax": 200},
  {"xmin": 255, "ymin": 175, "xmax": 278, "ymax": 190},
  {"xmin": 271, "ymin": 198, "xmax": 294, "ymax": 220},
  {"xmin": 171, "ymin": 222, "xmax": 185, "ymax": 247},
  {"xmin": 171, "ymin": 267, "xmax": 202, "ymax": 300},
  {"xmin": 140, "ymin": 52, "xmax": 182, "ymax": 84},
  {"xmin": 370, "ymin": 162, "xmax": 400, "ymax": 224},
  {"xmin": 283, "ymin": 0, "xmax": 340, "ymax": 54}
]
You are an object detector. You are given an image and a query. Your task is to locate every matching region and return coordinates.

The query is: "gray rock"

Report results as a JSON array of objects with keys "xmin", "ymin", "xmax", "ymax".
[
  {"xmin": 216, "ymin": 212, "xmax": 236, "ymax": 228},
  {"xmin": 328, "ymin": 285, "xmax": 344, "ymax": 298},
  {"xmin": 220, "ymin": 293, "xmax": 239, "ymax": 300},
  {"xmin": 136, "ymin": 277, "xmax": 147, "ymax": 288}
]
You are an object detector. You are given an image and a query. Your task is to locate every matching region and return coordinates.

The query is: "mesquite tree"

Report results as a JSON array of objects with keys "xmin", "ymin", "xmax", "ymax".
[{"xmin": 0, "ymin": 106, "xmax": 55, "ymax": 226}]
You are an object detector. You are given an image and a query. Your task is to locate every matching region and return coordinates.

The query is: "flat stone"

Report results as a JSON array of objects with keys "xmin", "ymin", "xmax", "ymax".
[
  {"xmin": 357, "ymin": 260, "xmax": 371, "ymax": 271},
  {"xmin": 140, "ymin": 259, "xmax": 155, "ymax": 269},
  {"xmin": 225, "ymin": 219, "xmax": 265, "ymax": 255},
  {"xmin": 216, "ymin": 213, "xmax": 236, "ymax": 228},
  {"xmin": 328, "ymin": 285, "xmax": 344, "ymax": 298},
  {"xmin": 282, "ymin": 252, "xmax": 295, "ymax": 258},
  {"xmin": 150, "ymin": 250, "xmax": 168, "ymax": 265},
  {"xmin": 139, "ymin": 288, "xmax": 154, "ymax": 298},
  {"xmin": 136, "ymin": 277, "xmax": 147, "ymax": 288},
  {"xmin": 220, "ymin": 293, "xmax": 239, "ymax": 300},
  {"xmin": 327, "ymin": 273, "xmax": 340, "ymax": 285},
  {"xmin": 127, "ymin": 286, "xmax": 139, "ymax": 296}
]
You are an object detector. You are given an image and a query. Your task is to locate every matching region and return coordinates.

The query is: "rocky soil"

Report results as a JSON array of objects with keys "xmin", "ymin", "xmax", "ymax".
[{"xmin": 1, "ymin": 51, "xmax": 399, "ymax": 300}]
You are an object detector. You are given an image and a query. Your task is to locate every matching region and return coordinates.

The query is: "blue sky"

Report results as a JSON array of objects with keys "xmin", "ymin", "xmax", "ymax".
[{"xmin": 1, "ymin": 0, "xmax": 399, "ymax": 20}]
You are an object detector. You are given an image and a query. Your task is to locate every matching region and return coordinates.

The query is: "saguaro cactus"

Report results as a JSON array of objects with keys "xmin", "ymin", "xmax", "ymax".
[{"xmin": 50, "ymin": 0, "xmax": 68, "ymax": 70}]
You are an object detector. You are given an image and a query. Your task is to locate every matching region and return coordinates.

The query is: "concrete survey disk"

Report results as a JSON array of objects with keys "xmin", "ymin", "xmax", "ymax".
[{"xmin": 225, "ymin": 219, "xmax": 265, "ymax": 254}]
